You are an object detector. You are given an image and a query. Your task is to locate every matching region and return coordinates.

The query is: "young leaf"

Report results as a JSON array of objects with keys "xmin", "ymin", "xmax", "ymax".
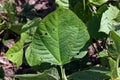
[
  {"xmin": 21, "ymin": 18, "xmax": 41, "ymax": 43},
  {"xmin": 56, "ymin": 0, "xmax": 69, "ymax": 8},
  {"xmin": 5, "ymin": 18, "xmax": 41, "ymax": 67},
  {"xmin": 25, "ymin": 7, "xmax": 90, "ymax": 66},
  {"xmin": 5, "ymin": 33, "xmax": 27, "ymax": 67},
  {"xmin": 89, "ymin": 0, "xmax": 108, "ymax": 6},
  {"xmin": 99, "ymin": 5, "xmax": 120, "ymax": 34}
]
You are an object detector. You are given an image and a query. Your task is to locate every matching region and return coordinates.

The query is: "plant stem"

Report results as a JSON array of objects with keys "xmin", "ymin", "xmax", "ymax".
[
  {"xmin": 83, "ymin": 0, "xmax": 86, "ymax": 10},
  {"xmin": 60, "ymin": 65, "xmax": 67, "ymax": 80},
  {"xmin": 117, "ymin": 55, "xmax": 120, "ymax": 79}
]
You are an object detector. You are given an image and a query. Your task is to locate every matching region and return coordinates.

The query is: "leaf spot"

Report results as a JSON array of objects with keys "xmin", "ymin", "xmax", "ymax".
[{"xmin": 45, "ymin": 33, "xmax": 48, "ymax": 35}]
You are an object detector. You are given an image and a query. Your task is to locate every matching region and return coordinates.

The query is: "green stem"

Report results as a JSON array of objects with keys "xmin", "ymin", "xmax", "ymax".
[
  {"xmin": 83, "ymin": 0, "xmax": 86, "ymax": 10},
  {"xmin": 60, "ymin": 65, "xmax": 67, "ymax": 80},
  {"xmin": 117, "ymin": 55, "xmax": 120, "ymax": 79}
]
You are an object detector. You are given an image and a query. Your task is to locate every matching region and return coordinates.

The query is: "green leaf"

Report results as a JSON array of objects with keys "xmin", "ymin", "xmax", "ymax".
[
  {"xmin": 74, "ymin": 51, "xmax": 87, "ymax": 59},
  {"xmin": 108, "ymin": 31, "xmax": 120, "ymax": 79},
  {"xmin": 56, "ymin": 0, "xmax": 69, "ymax": 8},
  {"xmin": 3, "ymin": 1, "xmax": 17, "ymax": 23},
  {"xmin": 14, "ymin": 68, "xmax": 59, "ymax": 80},
  {"xmin": 87, "ymin": 15, "xmax": 107, "ymax": 39},
  {"xmin": 114, "ymin": 12, "xmax": 120, "ymax": 22},
  {"xmin": 73, "ymin": 1, "xmax": 92, "ymax": 23},
  {"xmin": 5, "ymin": 18, "xmax": 41, "ymax": 67},
  {"xmin": 96, "ymin": 4, "xmax": 108, "ymax": 15},
  {"xmin": 99, "ymin": 50, "xmax": 108, "ymax": 58},
  {"xmin": 5, "ymin": 33, "xmax": 27, "ymax": 67},
  {"xmin": 68, "ymin": 67, "xmax": 110, "ymax": 80},
  {"xmin": 110, "ymin": 31, "xmax": 120, "ymax": 55},
  {"xmin": 89, "ymin": 0, "xmax": 108, "ymax": 6},
  {"xmin": 21, "ymin": 18, "xmax": 41, "ymax": 43},
  {"xmin": 0, "ymin": 4, "xmax": 4, "ymax": 11},
  {"xmin": 99, "ymin": 5, "xmax": 120, "ymax": 34},
  {"xmin": 108, "ymin": 57, "xmax": 118, "ymax": 79},
  {"xmin": 26, "ymin": 7, "xmax": 90, "ymax": 66}
]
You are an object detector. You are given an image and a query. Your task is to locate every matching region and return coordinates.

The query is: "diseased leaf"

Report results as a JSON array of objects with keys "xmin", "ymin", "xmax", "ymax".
[
  {"xmin": 5, "ymin": 18, "xmax": 41, "ymax": 67},
  {"xmin": 5, "ymin": 33, "xmax": 27, "ymax": 67},
  {"xmin": 26, "ymin": 7, "xmax": 89, "ymax": 66},
  {"xmin": 99, "ymin": 5, "xmax": 120, "ymax": 34}
]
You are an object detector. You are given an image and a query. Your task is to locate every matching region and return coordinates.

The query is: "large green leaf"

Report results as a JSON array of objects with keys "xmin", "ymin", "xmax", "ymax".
[
  {"xmin": 68, "ymin": 67, "xmax": 110, "ymax": 80},
  {"xmin": 14, "ymin": 68, "xmax": 59, "ymax": 80},
  {"xmin": 89, "ymin": 0, "xmax": 108, "ymax": 6},
  {"xmin": 26, "ymin": 7, "xmax": 90, "ymax": 66},
  {"xmin": 99, "ymin": 5, "xmax": 120, "ymax": 34}
]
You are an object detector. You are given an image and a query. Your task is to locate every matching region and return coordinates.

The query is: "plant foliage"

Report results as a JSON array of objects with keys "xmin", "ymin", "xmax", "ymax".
[{"xmin": 0, "ymin": 0, "xmax": 120, "ymax": 80}]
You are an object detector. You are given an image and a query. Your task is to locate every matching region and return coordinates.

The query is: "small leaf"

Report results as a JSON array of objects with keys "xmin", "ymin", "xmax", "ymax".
[
  {"xmin": 89, "ymin": 0, "xmax": 108, "ymax": 6},
  {"xmin": 110, "ymin": 31, "xmax": 120, "ymax": 54},
  {"xmin": 99, "ymin": 50, "xmax": 108, "ymax": 58},
  {"xmin": 99, "ymin": 5, "xmax": 120, "ymax": 34},
  {"xmin": 5, "ymin": 18, "xmax": 41, "ymax": 67},
  {"xmin": 56, "ymin": 0, "xmax": 69, "ymax": 8},
  {"xmin": 14, "ymin": 68, "xmax": 59, "ymax": 80},
  {"xmin": 5, "ymin": 33, "xmax": 27, "ymax": 67},
  {"xmin": 21, "ymin": 18, "xmax": 41, "ymax": 43},
  {"xmin": 97, "ymin": 4, "xmax": 108, "ymax": 15},
  {"xmin": 108, "ymin": 57, "xmax": 118, "ymax": 79}
]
